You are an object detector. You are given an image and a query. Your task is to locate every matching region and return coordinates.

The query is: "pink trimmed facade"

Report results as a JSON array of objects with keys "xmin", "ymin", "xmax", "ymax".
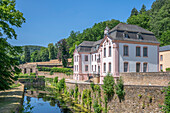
[{"xmin": 73, "ymin": 24, "xmax": 159, "ymax": 84}]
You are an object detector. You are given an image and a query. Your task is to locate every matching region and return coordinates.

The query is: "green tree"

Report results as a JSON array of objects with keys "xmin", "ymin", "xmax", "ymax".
[
  {"xmin": 31, "ymin": 50, "xmax": 39, "ymax": 62},
  {"xmin": 115, "ymin": 77, "xmax": 125, "ymax": 102},
  {"xmin": 127, "ymin": 12, "xmax": 150, "ymax": 30},
  {"xmin": 102, "ymin": 73, "xmax": 115, "ymax": 100},
  {"xmin": 57, "ymin": 39, "xmax": 69, "ymax": 67},
  {"xmin": 0, "ymin": 0, "xmax": 25, "ymax": 90},
  {"xmin": 139, "ymin": 4, "xmax": 146, "ymax": 14},
  {"xmin": 130, "ymin": 8, "xmax": 138, "ymax": 17},
  {"xmin": 48, "ymin": 43, "xmax": 55, "ymax": 60},
  {"xmin": 149, "ymin": 0, "xmax": 170, "ymax": 40},
  {"xmin": 24, "ymin": 46, "xmax": 30, "ymax": 62},
  {"xmin": 39, "ymin": 47, "xmax": 49, "ymax": 61},
  {"xmin": 162, "ymin": 82, "xmax": 170, "ymax": 112},
  {"xmin": 160, "ymin": 30, "xmax": 170, "ymax": 46}
]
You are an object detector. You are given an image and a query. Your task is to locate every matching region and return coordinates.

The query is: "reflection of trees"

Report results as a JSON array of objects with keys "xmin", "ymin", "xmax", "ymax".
[
  {"xmin": 26, "ymin": 96, "xmax": 31, "ymax": 102},
  {"xmin": 24, "ymin": 97, "xmax": 34, "ymax": 113},
  {"xmin": 49, "ymin": 98, "xmax": 56, "ymax": 106}
]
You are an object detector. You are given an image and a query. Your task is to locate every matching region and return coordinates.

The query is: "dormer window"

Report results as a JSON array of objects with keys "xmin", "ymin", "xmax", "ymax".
[
  {"xmin": 123, "ymin": 31, "xmax": 129, "ymax": 38},
  {"xmin": 137, "ymin": 33, "xmax": 143, "ymax": 40},
  {"xmin": 124, "ymin": 34, "xmax": 129, "ymax": 38}
]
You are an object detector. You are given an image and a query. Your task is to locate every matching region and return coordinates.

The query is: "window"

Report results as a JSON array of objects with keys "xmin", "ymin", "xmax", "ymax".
[
  {"xmin": 124, "ymin": 62, "xmax": 128, "ymax": 72},
  {"xmin": 85, "ymin": 55, "xmax": 88, "ymax": 61},
  {"xmin": 136, "ymin": 63, "xmax": 140, "ymax": 72},
  {"xmin": 109, "ymin": 46, "xmax": 111, "ymax": 56},
  {"xmin": 75, "ymin": 65, "xmax": 76, "ymax": 71},
  {"xmin": 104, "ymin": 48, "xmax": 106, "ymax": 57},
  {"xmin": 109, "ymin": 63, "xmax": 111, "ymax": 72},
  {"xmin": 160, "ymin": 55, "xmax": 163, "ymax": 61},
  {"xmin": 143, "ymin": 63, "xmax": 147, "ymax": 72},
  {"xmin": 98, "ymin": 66, "xmax": 100, "ymax": 73},
  {"xmin": 104, "ymin": 63, "xmax": 106, "ymax": 72},
  {"xmin": 136, "ymin": 47, "xmax": 141, "ymax": 57},
  {"xmin": 95, "ymin": 65, "xmax": 96, "ymax": 72},
  {"xmin": 92, "ymin": 65, "xmax": 93, "ymax": 71},
  {"xmin": 85, "ymin": 65, "xmax": 88, "ymax": 71},
  {"xmin": 92, "ymin": 55, "xmax": 93, "ymax": 61},
  {"xmin": 77, "ymin": 56, "xmax": 78, "ymax": 62},
  {"xmin": 124, "ymin": 33, "xmax": 129, "ymax": 38},
  {"xmin": 75, "ymin": 56, "xmax": 76, "ymax": 62},
  {"xmin": 138, "ymin": 34, "xmax": 143, "ymax": 40},
  {"xmin": 143, "ymin": 47, "xmax": 148, "ymax": 57},
  {"xmin": 95, "ymin": 55, "xmax": 96, "ymax": 61},
  {"xmin": 160, "ymin": 64, "xmax": 163, "ymax": 71},
  {"xmin": 123, "ymin": 45, "xmax": 128, "ymax": 56},
  {"xmin": 77, "ymin": 65, "xmax": 78, "ymax": 71}
]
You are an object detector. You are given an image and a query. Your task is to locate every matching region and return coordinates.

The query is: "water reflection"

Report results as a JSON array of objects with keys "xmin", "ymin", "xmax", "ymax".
[{"xmin": 23, "ymin": 86, "xmax": 72, "ymax": 113}]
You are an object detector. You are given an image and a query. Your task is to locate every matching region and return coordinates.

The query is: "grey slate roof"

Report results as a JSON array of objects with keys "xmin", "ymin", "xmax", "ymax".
[
  {"xmin": 76, "ymin": 23, "xmax": 159, "ymax": 53},
  {"xmin": 108, "ymin": 23, "xmax": 159, "ymax": 44},
  {"xmin": 159, "ymin": 45, "xmax": 170, "ymax": 52},
  {"xmin": 109, "ymin": 23, "xmax": 153, "ymax": 34}
]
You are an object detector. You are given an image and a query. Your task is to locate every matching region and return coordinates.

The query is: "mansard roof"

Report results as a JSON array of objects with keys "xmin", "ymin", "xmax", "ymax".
[
  {"xmin": 108, "ymin": 23, "xmax": 159, "ymax": 44},
  {"xmin": 76, "ymin": 23, "xmax": 159, "ymax": 53},
  {"xmin": 159, "ymin": 45, "xmax": 170, "ymax": 52},
  {"xmin": 109, "ymin": 23, "xmax": 153, "ymax": 34}
]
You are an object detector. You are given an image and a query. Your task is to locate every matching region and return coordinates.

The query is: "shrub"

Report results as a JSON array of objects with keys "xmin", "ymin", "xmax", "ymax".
[
  {"xmin": 90, "ymin": 82, "xmax": 95, "ymax": 92},
  {"xmin": 54, "ymin": 77, "xmax": 58, "ymax": 84},
  {"xmin": 102, "ymin": 73, "xmax": 115, "ymax": 101},
  {"xmin": 74, "ymin": 84, "xmax": 79, "ymax": 101},
  {"xmin": 162, "ymin": 82, "xmax": 170, "ymax": 112},
  {"xmin": 93, "ymin": 99, "xmax": 102, "ymax": 113},
  {"xmin": 50, "ymin": 70, "xmax": 53, "ymax": 75},
  {"xmin": 37, "ymin": 66, "xmax": 73, "ymax": 74},
  {"xmin": 57, "ymin": 78, "xmax": 66, "ymax": 92},
  {"xmin": 115, "ymin": 77, "xmax": 125, "ymax": 102},
  {"xmin": 70, "ymin": 89, "xmax": 74, "ymax": 96},
  {"xmin": 166, "ymin": 68, "xmax": 170, "ymax": 71}
]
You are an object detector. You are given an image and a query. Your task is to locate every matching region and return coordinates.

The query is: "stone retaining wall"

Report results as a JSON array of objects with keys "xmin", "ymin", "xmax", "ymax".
[
  {"xmin": 38, "ymin": 71, "xmax": 73, "ymax": 79},
  {"xmin": 120, "ymin": 72, "xmax": 170, "ymax": 86},
  {"xmin": 65, "ymin": 82, "xmax": 165, "ymax": 113}
]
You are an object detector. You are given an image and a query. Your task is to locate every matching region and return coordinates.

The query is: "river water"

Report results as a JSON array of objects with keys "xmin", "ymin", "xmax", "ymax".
[{"xmin": 22, "ymin": 85, "xmax": 72, "ymax": 113}]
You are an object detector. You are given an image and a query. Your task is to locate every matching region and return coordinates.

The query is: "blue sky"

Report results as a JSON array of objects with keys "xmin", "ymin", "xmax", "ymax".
[{"xmin": 8, "ymin": 0, "xmax": 155, "ymax": 47}]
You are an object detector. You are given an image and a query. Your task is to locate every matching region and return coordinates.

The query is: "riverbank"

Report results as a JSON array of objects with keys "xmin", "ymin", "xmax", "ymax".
[{"xmin": 0, "ymin": 83, "xmax": 24, "ymax": 113}]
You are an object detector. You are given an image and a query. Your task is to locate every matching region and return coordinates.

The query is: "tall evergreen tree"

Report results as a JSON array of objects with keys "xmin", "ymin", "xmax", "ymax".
[
  {"xmin": 139, "ymin": 4, "xmax": 146, "ymax": 14},
  {"xmin": 24, "ymin": 46, "xmax": 30, "ymax": 62},
  {"xmin": 0, "ymin": 0, "xmax": 25, "ymax": 90},
  {"xmin": 130, "ymin": 8, "xmax": 138, "ymax": 17},
  {"xmin": 31, "ymin": 50, "xmax": 39, "ymax": 62},
  {"xmin": 48, "ymin": 43, "xmax": 55, "ymax": 60},
  {"xmin": 57, "ymin": 39, "xmax": 69, "ymax": 67},
  {"xmin": 39, "ymin": 47, "xmax": 49, "ymax": 61}
]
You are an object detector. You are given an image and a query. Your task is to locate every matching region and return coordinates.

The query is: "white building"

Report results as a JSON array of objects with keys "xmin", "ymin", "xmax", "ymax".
[{"xmin": 73, "ymin": 23, "xmax": 159, "ymax": 83}]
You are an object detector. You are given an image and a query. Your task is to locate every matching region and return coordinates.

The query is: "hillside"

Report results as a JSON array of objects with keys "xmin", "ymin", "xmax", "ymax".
[{"xmin": 21, "ymin": 45, "xmax": 44, "ymax": 54}]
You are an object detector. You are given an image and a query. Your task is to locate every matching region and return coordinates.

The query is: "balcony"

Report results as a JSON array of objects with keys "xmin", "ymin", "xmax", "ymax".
[{"xmin": 97, "ymin": 58, "xmax": 100, "ymax": 63}]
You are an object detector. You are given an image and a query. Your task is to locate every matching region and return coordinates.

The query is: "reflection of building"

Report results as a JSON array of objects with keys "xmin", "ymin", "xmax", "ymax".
[
  {"xmin": 159, "ymin": 45, "xmax": 170, "ymax": 71},
  {"xmin": 73, "ymin": 23, "xmax": 159, "ymax": 83}
]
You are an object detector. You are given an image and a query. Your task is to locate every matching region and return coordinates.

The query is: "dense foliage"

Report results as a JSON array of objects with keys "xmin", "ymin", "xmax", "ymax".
[
  {"xmin": 57, "ymin": 39, "xmax": 69, "ymax": 67},
  {"xmin": 37, "ymin": 66, "xmax": 73, "ymax": 74},
  {"xmin": 127, "ymin": 0, "xmax": 170, "ymax": 46},
  {"xmin": 0, "ymin": 0, "xmax": 25, "ymax": 90},
  {"xmin": 102, "ymin": 73, "xmax": 115, "ymax": 100},
  {"xmin": 162, "ymin": 83, "xmax": 170, "ymax": 112},
  {"xmin": 115, "ymin": 77, "xmax": 125, "ymax": 102}
]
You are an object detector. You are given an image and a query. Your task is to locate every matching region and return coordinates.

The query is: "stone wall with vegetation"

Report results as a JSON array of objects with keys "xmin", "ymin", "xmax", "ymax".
[
  {"xmin": 120, "ymin": 72, "xmax": 170, "ymax": 86},
  {"xmin": 65, "ymin": 82, "xmax": 165, "ymax": 113},
  {"xmin": 38, "ymin": 71, "xmax": 73, "ymax": 79}
]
